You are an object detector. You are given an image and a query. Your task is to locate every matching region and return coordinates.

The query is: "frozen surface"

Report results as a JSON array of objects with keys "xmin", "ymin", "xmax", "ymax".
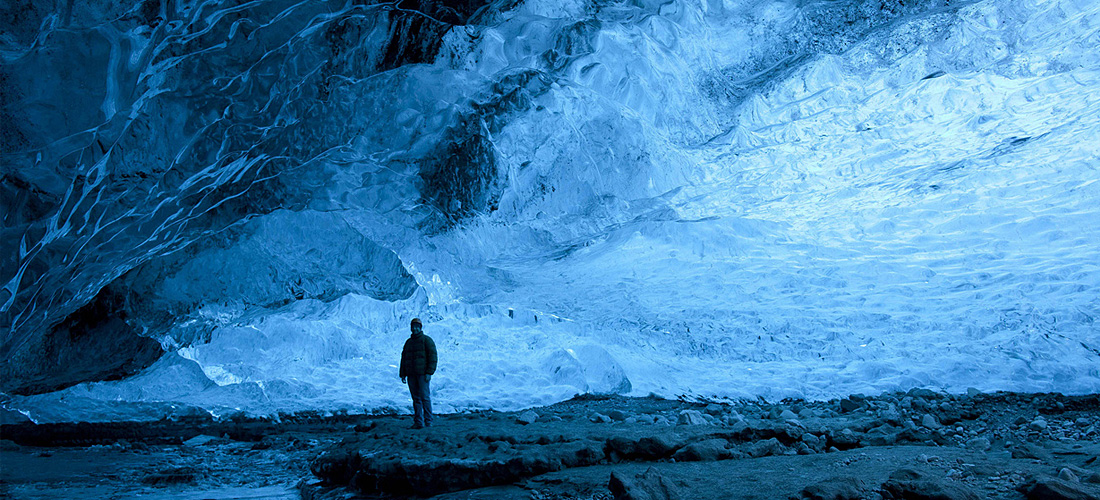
[{"xmin": 2, "ymin": 0, "xmax": 1100, "ymax": 422}]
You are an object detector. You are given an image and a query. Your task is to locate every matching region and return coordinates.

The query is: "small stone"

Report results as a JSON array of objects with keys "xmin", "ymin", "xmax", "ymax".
[
  {"xmin": 1015, "ymin": 415, "xmax": 1030, "ymax": 426},
  {"xmin": 678, "ymin": 410, "xmax": 707, "ymax": 426},
  {"xmin": 516, "ymin": 410, "xmax": 539, "ymax": 425},
  {"xmin": 591, "ymin": 413, "xmax": 612, "ymax": 424},
  {"xmin": 1030, "ymin": 418, "xmax": 1049, "ymax": 431},
  {"xmin": 1076, "ymin": 418, "xmax": 1090, "ymax": 428}
]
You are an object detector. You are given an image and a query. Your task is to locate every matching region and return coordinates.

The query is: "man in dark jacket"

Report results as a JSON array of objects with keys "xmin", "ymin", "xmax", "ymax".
[{"xmin": 400, "ymin": 318, "xmax": 437, "ymax": 429}]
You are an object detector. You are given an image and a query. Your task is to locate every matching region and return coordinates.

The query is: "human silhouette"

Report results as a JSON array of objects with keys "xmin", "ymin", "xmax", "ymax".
[{"xmin": 399, "ymin": 318, "xmax": 437, "ymax": 429}]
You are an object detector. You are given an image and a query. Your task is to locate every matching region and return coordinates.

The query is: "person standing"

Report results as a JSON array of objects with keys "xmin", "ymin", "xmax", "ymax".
[{"xmin": 399, "ymin": 318, "xmax": 437, "ymax": 429}]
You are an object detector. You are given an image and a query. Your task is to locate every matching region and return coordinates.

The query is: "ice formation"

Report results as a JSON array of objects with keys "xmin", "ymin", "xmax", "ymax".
[{"xmin": 2, "ymin": 0, "xmax": 1099, "ymax": 422}]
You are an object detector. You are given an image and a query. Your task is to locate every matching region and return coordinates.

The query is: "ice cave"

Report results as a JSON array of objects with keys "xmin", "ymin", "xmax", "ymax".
[{"xmin": 2, "ymin": 0, "xmax": 1099, "ymax": 498}]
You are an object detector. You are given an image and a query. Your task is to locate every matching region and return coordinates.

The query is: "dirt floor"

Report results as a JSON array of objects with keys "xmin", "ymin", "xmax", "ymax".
[{"xmin": 2, "ymin": 391, "xmax": 1099, "ymax": 499}]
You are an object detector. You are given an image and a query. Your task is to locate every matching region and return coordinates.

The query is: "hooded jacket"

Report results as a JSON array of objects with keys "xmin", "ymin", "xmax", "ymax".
[{"xmin": 400, "ymin": 330, "xmax": 437, "ymax": 378}]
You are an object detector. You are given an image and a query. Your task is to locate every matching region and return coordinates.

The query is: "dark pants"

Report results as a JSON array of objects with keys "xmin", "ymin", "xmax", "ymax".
[{"xmin": 407, "ymin": 374, "xmax": 432, "ymax": 427}]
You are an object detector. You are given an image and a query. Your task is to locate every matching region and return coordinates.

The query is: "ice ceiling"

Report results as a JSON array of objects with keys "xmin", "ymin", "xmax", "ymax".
[{"xmin": 2, "ymin": 0, "xmax": 1099, "ymax": 422}]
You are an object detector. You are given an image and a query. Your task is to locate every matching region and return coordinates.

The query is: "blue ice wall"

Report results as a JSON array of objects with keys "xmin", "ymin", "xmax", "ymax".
[{"xmin": 2, "ymin": 0, "xmax": 1099, "ymax": 422}]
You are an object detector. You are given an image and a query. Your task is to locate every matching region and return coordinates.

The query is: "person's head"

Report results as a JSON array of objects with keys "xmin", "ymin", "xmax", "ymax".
[{"xmin": 410, "ymin": 318, "xmax": 422, "ymax": 335}]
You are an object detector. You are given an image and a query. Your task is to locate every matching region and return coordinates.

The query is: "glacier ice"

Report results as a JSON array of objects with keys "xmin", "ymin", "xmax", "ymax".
[{"xmin": 2, "ymin": 0, "xmax": 1100, "ymax": 422}]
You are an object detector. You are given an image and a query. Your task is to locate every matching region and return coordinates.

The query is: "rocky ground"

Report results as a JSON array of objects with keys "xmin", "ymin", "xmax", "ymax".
[{"xmin": 2, "ymin": 391, "xmax": 1099, "ymax": 499}]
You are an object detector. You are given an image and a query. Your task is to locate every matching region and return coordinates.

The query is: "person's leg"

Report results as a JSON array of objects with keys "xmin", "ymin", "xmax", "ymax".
[
  {"xmin": 420, "ymin": 375, "xmax": 433, "ymax": 427},
  {"xmin": 408, "ymin": 376, "xmax": 424, "ymax": 428}
]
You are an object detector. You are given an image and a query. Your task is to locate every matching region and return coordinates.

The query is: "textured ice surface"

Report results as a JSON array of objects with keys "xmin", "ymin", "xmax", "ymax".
[{"xmin": 2, "ymin": 0, "xmax": 1100, "ymax": 421}]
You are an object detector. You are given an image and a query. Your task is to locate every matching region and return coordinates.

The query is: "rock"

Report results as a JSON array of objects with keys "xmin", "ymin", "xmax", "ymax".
[
  {"xmin": 831, "ymin": 428, "xmax": 860, "ymax": 449},
  {"xmin": 908, "ymin": 388, "xmax": 939, "ymax": 399},
  {"xmin": 183, "ymin": 434, "xmax": 218, "ymax": 446},
  {"xmin": 592, "ymin": 413, "xmax": 613, "ymax": 424},
  {"xmin": 1030, "ymin": 418, "xmax": 1050, "ymax": 431},
  {"xmin": 636, "ymin": 435, "xmax": 684, "ymax": 458},
  {"xmin": 881, "ymin": 477, "xmax": 980, "ymax": 500},
  {"xmin": 799, "ymin": 408, "xmax": 815, "ymax": 419},
  {"xmin": 1025, "ymin": 478, "xmax": 1100, "ymax": 500},
  {"xmin": 880, "ymin": 407, "xmax": 902, "ymax": 425},
  {"xmin": 678, "ymin": 410, "xmax": 707, "ymax": 426},
  {"xmin": 609, "ymin": 467, "xmax": 683, "ymax": 500},
  {"xmin": 1016, "ymin": 416, "xmax": 1031, "ymax": 426},
  {"xmin": 839, "ymin": 398, "xmax": 861, "ymax": 413},
  {"xmin": 748, "ymin": 438, "xmax": 784, "ymax": 458},
  {"xmin": 516, "ymin": 410, "xmax": 539, "ymax": 425},
  {"xmin": 625, "ymin": 417, "xmax": 639, "ymax": 424},
  {"xmin": 922, "ymin": 414, "xmax": 942, "ymax": 429},
  {"xmin": 1012, "ymin": 443, "xmax": 1054, "ymax": 462},
  {"xmin": 607, "ymin": 409, "xmax": 629, "ymax": 422},
  {"xmin": 1076, "ymin": 418, "xmax": 1091, "ymax": 428},
  {"xmin": 966, "ymin": 388, "xmax": 982, "ymax": 397},
  {"xmin": 965, "ymin": 437, "xmax": 991, "ymax": 452},
  {"xmin": 672, "ymin": 439, "xmax": 730, "ymax": 462},
  {"xmin": 0, "ymin": 439, "xmax": 20, "ymax": 451},
  {"xmin": 780, "ymin": 409, "xmax": 799, "ymax": 421},
  {"xmin": 798, "ymin": 476, "xmax": 870, "ymax": 500},
  {"xmin": 704, "ymin": 404, "xmax": 724, "ymax": 416},
  {"xmin": 1059, "ymin": 469, "xmax": 1080, "ymax": 483},
  {"xmin": 801, "ymin": 433, "xmax": 823, "ymax": 450}
]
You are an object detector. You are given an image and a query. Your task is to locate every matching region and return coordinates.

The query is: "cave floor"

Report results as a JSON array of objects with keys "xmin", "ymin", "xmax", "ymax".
[{"xmin": 2, "ymin": 392, "xmax": 1099, "ymax": 499}]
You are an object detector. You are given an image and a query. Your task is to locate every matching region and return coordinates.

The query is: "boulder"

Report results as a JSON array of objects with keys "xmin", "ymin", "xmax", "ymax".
[
  {"xmin": 1058, "ymin": 469, "xmax": 1079, "ymax": 483},
  {"xmin": 921, "ymin": 414, "xmax": 942, "ymax": 429},
  {"xmin": 516, "ymin": 410, "xmax": 539, "ymax": 425},
  {"xmin": 881, "ymin": 478, "xmax": 980, "ymax": 500},
  {"xmin": 965, "ymin": 437, "xmax": 991, "ymax": 452},
  {"xmin": 798, "ymin": 476, "xmax": 870, "ymax": 500},
  {"xmin": 1030, "ymin": 418, "xmax": 1050, "ymax": 431},
  {"xmin": 678, "ymin": 410, "xmax": 707, "ymax": 426},
  {"xmin": 839, "ymin": 398, "xmax": 861, "ymax": 413},
  {"xmin": 672, "ymin": 439, "xmax": 730, "ymax": 462},
  {"xmin": 748, "ymin": 438, "xmax": 784, "ymax": 458},
  {"xmin": 781, "ymin": 409, "xmax": 800, "ymax": 421},
  {"xmin": 607, "ymin": 409, "xmax": 629, "ymax": 422},
  {"xmin": 1025, "ymin": 478, "xmax": 1100, "ymax": 500},
  {"xmin": 609, "ymin": 467, "xmax": 683, "ymax": 500}
]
